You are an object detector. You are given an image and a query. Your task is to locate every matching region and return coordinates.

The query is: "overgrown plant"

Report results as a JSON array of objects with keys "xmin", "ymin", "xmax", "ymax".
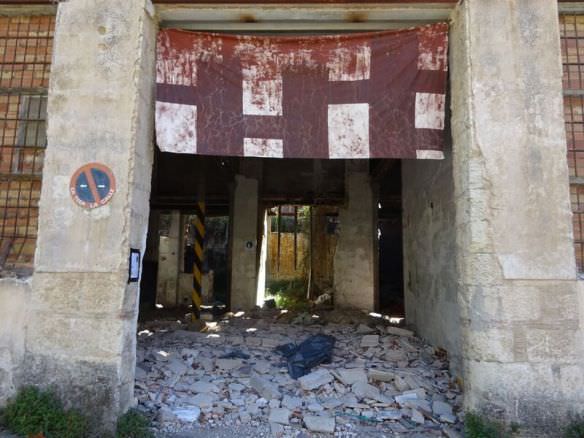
[
  {"xmin": 0, "ymin": 386, "xmax": 88, "ymax": 438},
  {"xmin": 464, "ymin": 412, "xmax": 511, "ymax": 438},
  {"xmin": 116, "ymin": 409, "xmax": 154, "ymax": 438},
  {"xmin": 266, "ymin": 279, "xmax": 311, "ymax": 311}
]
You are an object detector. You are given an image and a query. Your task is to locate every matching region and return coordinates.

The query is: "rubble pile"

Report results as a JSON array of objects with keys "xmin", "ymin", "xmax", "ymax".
[{"xmin": 135, "ymin": 313, "xmax": 463, "ymax": 437}]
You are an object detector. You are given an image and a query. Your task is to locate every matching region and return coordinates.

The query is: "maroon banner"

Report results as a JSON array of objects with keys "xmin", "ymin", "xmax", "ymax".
[{"xmin": 156, "ymin": 24, "xmax": 448, "ymax": 159}]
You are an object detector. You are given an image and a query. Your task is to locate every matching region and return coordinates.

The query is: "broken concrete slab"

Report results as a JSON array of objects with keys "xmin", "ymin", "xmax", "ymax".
[
  {"xmin": 360, "ymin": 335, "xmax": 379, "ymax": 347},
  {"xmin": 351, "ymin": 381, "xmax": 382, "ymax": 401},
  {"xmin": 282, "ymin": 395, "xmax": 303, "ymax": 410},
  {"xmin": 250, "ymin": 375, "xmax": 281, "ymax": 400},
  {"xmin": 188, "ymin": 393, "xmax": 217, "ymax": 409},
  {"xmin": 356, "ymin": 324, "xmax": 375, "ymax": 334},
  {"xmin": 368, "ymin": 369, "xmax": 395, "ymax": 382},
  {"xmin": 173, "ymin": 407, "xmax": 202, "ymax": 422},
  {"xmin": 268, "ymin": 408, "xmax": 290, "ymax": 425},
  {"xmin": 386, "ymin": 326, "xmax": 415, "ymax": 337},
  {"xmin": 411, "ymin": 409, "xmax": 425, "ymax": 424},
  {"xmin": 192, "ymin": 381, "xmax": 220, "ymax": 393},
  {"xmin": 378, "ymin": 409, "xmax": 402, "ymax": 421},
  {"xmin": 333, "ymin": 368, "xmax": 368, "ymax": 385},
  {"xmin": 441, "ymin": 413, "xmax": 457, "ymax": 424},
  {"xmin": 303, "ymin": 415, "xmax": 335, "ymax": 433},
  {"xmin": 216, "ymin": 358, "xmax": 243, "ymax": 371},
  {"xmin": 432, "ymin": 400, "xmax": 454, "ymax": 416},
  {"xmin": 298, "ymin": 369, "xmax": 334, "ymax": 390}
]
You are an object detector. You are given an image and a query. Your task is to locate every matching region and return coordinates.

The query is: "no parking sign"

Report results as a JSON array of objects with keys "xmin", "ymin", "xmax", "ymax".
[{"xmin": 70, "ymin": 163, "xmax": 116, "ymax": 209}]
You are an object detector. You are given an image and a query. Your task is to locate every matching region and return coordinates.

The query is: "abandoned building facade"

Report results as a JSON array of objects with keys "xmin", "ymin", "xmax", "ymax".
[{"xmin": 1, "ymin": 0, "xmax": 584, "ymax": 435}]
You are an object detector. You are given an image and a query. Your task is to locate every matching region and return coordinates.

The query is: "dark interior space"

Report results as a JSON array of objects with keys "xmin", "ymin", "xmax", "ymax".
[{"xmin": 140, "ymin": 151, "xmax": 404, "ymax": 316}]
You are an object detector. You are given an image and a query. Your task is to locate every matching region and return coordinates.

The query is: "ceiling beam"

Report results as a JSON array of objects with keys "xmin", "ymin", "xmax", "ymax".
[
  {"xmin": 158, "ymin": 3, "xmax": 454, "ymax": 31},
  {"xmin": 0, "ymin": 0, "xmax": 457, "ymax": 4}
]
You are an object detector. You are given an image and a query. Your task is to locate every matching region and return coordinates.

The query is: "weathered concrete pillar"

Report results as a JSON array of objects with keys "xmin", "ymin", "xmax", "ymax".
[
  {"xmin": 230, "ymin": 174, "xmax": 259, "ymax": 310},
  {"xmin": 334, "ymin": 162, "xmax": 377, "ymax": 311},
  {"xmin": 156, "ymin": 210, "xmax": 181, "ymax": 307},
  {"xmin": 0, "ymin": 279, "xmax": 29, "ymax": 406},
  {"xmin": 451, "ymin": 0, "xmax": 584, "ymax": 432},
  {"xmin": 25, "ymin": 0, "xmax": 156, "ymax": 429}
]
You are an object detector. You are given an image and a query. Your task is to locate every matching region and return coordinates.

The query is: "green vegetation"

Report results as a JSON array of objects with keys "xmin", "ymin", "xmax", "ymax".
[
  {"xmin": 464, "ymin": 412, "xmax": 511, "ymax": 438},
  {"xmin": 266, "ymin": 279, "xmax": 311, "ymax": 312},
  {"xmin": 116, "ymin": 409, "xmax": 153, "ymax": 438},
  {"xmin": 565, "ymin": 418, "xmax": 584, "ymax": 438},
  {"xmin": 1, "ymin": 386, "xmax": 88, "ymax": 438}
]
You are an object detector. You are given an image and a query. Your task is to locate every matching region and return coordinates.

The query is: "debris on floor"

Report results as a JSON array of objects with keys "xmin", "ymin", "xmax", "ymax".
[{"xmin": 135, "ymin": 310, "xmax": 464, "ymax": 437}]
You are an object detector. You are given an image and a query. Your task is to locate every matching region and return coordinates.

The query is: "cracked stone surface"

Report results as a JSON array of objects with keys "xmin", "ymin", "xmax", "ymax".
[{"xmin": 134, "ymin": 310, "xmax": 464, "ymax": 437}]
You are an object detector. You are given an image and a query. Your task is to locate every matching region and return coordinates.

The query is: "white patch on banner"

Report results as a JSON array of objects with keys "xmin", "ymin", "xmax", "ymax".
[
  {"xmin": 417, "ymin": 25, "xmax": 448, "ymax": 71},
  {"xmin": 415, "ymin": 93, "xmax": 445, "ymax": 130},
  {"xmin": 244, "ymin": 138, "xmax": 284, "ymax": 158},
  {"xmin": 328, "ymin": 45, "xmax": 371, "ymax": 81},
  {"xmin": 155, "ymin": 102, "xmax": 197, "ymax": 154},
  {"xmin": 328, "ymin": 103, "xmax": 370, "ymax": 159},
  {"xmin": 416, "ymin": 150, "xmax": 445, "ymax": 160},
  {"xmin": 242, "ymin": 66, "xmax": 283, "ymax": 116},
  {"xmin": 418, "ymin": 45, "xmax": 448, "ymax": 72}
]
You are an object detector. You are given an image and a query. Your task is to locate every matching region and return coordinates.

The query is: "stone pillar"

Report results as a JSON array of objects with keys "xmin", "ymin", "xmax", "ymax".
[
  {"xmin": 334, "ymin": 162, "xmax": 377, "ymax": 311},
  {"xmin": 26, "ymin": 0, "xmax": 156, "ymax": 430},
  {"xmin": 0, "ymin": 279, "xmax": 29, "ymax": 406},
  {"xmin": 230, "ymin": 174, "xmax": 259, "ymax": 310},
  {"xmin": 156, "ymin": 210, "xmax": 181, "ymax": 307},
  {"xmin": 451, "ymin": 0, "xmax": 584, "ymax": 431}
]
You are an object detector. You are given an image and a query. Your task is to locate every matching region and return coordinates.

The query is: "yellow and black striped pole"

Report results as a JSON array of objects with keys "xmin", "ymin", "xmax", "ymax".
[{"xmin": 192, "ymin": 201, "xmax": 205, "ymax": 321}]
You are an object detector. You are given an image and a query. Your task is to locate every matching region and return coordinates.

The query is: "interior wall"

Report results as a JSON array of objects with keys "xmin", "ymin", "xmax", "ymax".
[{"xmin": 402, "ymin": 150, "xmax": 461, "ymax": 373}]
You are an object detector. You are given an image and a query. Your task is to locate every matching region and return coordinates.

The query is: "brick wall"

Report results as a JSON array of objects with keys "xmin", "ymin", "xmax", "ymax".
[
  {"xmin": 0, "ymin": 15, "xmax": 53, "ymax": 275},
  {"xmin": 561, "ymin": 15, "xmax": 584, "ymax": 273}
]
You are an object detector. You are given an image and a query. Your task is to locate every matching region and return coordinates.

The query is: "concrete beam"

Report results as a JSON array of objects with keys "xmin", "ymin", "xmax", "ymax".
[
  {"xmin": 157, "ymin": 3, "xmax": 454, "ymax": 31},
  {"xmin": 0, "ymin": 5, "xmax": 55, "ymax": 14}
]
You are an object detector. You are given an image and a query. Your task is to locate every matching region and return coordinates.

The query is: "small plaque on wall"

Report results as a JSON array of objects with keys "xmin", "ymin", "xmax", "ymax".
[{"xmin": 128, "ymin": 249, "xmax": 141, "ymax": 283}]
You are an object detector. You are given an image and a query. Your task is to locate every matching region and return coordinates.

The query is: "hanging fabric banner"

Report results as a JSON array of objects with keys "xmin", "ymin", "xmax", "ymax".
[{"xmin": 156, "ymin": 23, "xmax": 448, "ymax": 160}]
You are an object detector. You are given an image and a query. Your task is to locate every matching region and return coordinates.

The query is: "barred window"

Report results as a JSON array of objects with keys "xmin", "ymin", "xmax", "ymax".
[{"xmin": 0, "ymin": 16, "xmax": 54, "ymax": 275}]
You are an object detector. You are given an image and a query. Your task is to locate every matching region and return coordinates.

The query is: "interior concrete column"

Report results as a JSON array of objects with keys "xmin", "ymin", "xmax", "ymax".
[
  {"xmin": 156, "ymin": 210, "xmax": 181, "ymax": 307},
  {"xmin": 334, "ymin": 161, "xmax": 377, "ymax": 311},
  {"xmin": 230, "ymin": 174, "xmax": 259, "ymax": 311},
  {"xmin": 25, "ymin": 0, "xmax": 156, "ymax": 430},
  {"xmin": 451, "ymin": 0, "xmax": 584, "ymax": 432}
]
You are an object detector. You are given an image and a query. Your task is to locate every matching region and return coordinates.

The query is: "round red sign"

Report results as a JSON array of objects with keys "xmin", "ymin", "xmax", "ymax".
[{"xmin": 69, "ymin": 163, "xmax": 116, "ymax": 209}]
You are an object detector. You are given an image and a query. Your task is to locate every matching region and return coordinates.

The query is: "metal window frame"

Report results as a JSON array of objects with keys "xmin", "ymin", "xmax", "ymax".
[{"xmin": 0, "ymin": 15, "xmax": 53, "ymax": 273}]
